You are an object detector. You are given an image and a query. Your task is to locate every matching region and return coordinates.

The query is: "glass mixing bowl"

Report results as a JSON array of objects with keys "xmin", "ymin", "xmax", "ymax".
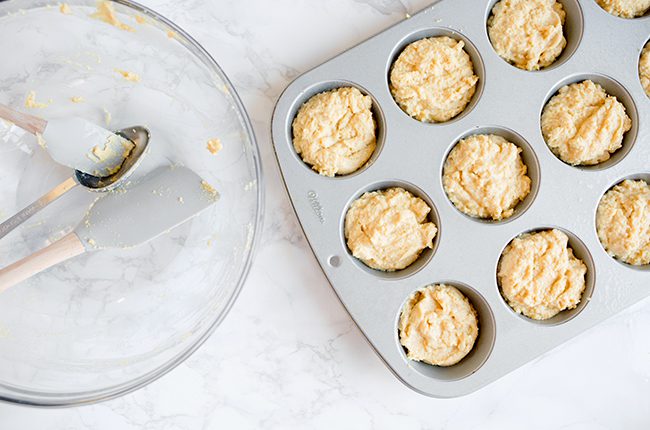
[{"xmin": 0, "ymin": 0, "xmax": 262, "ymax": 406}]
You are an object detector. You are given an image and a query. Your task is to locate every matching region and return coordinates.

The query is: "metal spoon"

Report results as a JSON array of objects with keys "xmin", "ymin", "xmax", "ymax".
[{"xmin": 0, "ymin": 126, "xmax": 150, "ymax": 239}]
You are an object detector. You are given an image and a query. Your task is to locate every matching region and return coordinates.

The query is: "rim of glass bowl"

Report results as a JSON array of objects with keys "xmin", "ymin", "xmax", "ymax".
[{"xmin": 0, "ymin": 0, "xmax": 264, "ymax": 407}]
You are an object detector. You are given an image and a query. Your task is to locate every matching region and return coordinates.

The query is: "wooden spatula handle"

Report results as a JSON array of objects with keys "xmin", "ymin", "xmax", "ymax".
[
  {"xmin": 0, "ymin": 103, "xmax": 47, "ymax": 135},
  {"xmin": 0, "ymin": 232, "xmax": 85, "ymax": 293}
]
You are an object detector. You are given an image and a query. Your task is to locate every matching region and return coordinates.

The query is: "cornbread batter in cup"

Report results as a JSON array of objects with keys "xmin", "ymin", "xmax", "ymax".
[
  {"xmin": 596, "ymin": 0, "xmax": 650, "ymax": 18},
  {"xmin": 488, "ymin": 0, "xmax": 566, "ymax": 71},
  {"xmin": 443, "ymin": 134, "xmax": 531, "ymax": 220},
  {"xmin": 498, "ymin": 229, "xmax": 587, "ymax": 320},
  {"xmin": 399, "ymin": 284, "xmax": 479, "ymax": 366},
  {"xmin": 292, "ymin": 87, "xmax": 376, "ymax": 177},
  {"xmin": 344, "ymin": 187, "xmax": 437, "ymax": 271},
  {"xmin": 597, "ymin": 179, "xmax": 650, "ymax": 265},
  {"xmin": 541, "ymin": 80, "xmax": 632, "ymax": 166},
  {"xmin": 389, "ymin": 36, "xmax": 478, "ymax": 122},
  {"xmin": 640, "ymin": 42, "xmax": 650, "ymax": 98}
]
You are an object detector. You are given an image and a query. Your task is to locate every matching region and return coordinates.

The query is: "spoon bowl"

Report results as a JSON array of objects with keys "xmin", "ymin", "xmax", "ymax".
[
  {"xmin": 0, "ymin": 125, "xmax": 150, "ymax": 239},
  {"xmin": 76, "ymin": 125, "xmax": 151, "ymax": 190}
]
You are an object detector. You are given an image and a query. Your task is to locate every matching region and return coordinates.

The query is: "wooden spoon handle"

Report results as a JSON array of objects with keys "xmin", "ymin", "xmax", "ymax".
[
  {"xmin": 0, "ymin": 103, "xmax": 47, "ymax": 135},
  {"xmin": 0, "ymin": 232, "xmax": 85, "ymax": 293}
]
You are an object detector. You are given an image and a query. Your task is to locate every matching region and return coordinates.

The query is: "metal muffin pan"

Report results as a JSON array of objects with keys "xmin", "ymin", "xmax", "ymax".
[{"xmin": 271, "ymin": 0, "xmax": 650, "ymax": 397}]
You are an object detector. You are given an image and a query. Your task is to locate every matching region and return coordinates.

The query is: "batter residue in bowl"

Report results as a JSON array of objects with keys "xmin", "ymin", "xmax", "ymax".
[
  {"xmin": 114, "ymin": 68, "xmax": 141, "ymax": 82},
  {"xmin": 91, "ymin": 0, "xmax": 135, "ymax": 31},
  {"xmin": 24, "ymin": 90, "xmax": 51, "ymax": 109},
  {"xmin": 207, "ymin": 138, "xmax": 222, "ymax": 155}
]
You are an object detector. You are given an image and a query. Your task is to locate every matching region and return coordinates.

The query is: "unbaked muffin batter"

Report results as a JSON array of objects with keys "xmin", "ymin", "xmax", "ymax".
[
  {"xmin": 344, "ymin": 187, "xmax": 437, "ymax": 271},
  {"xmin": 443, "ymin": 134, "xmax": 531, "ymax": 220},
  {"xmin": 596, "ymin": 0, "xmax": 650, "ymax": 18},
  {"xmin": 541, "ymin": 80, "xmax": 632, "ymax": 166},
  {"xmin": 498, "ymin": 229, "xmax": 587, "ymax": 320},
  {"xmin": 399, "ymin": 284, "xmax": 479, "ymax": 367},
  {"xmin": 640, "ymin": 42, "xmax": 650, "ymax": 98},
  {"xmin": 292, "ymin": 87, "xmax": 376, "ymax": 177},
  {"xmin": 597, "ymin": 179, "xmax": 650, "ymax": 265},
  {"xmin": 488, "ymin": 0, "xmax": 566, "ymax": 71},
  {"xmin": 389, "ymin": 36, "xmax": 478, "ymax": 122}
]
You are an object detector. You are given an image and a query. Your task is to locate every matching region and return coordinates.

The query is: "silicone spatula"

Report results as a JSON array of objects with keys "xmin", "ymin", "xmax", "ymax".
[
  {"xmin": 0, "ymin": 166, "xmax": 219, "ymax": 292},
  {"xmin": 0, "ymin": 102, "xmax": 136, "ymax": 177}
]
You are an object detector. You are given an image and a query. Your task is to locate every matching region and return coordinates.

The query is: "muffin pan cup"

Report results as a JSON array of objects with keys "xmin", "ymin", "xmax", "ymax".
[{"xmin": 271, "ymin": 0, "xmax": 649, "ymax": 398}]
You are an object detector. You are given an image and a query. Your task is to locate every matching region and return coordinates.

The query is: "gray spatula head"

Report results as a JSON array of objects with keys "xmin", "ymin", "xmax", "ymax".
[
  {"xmin": 75, "ymin": 166, "xmax": 219, "ymax": 250},
  {"xmin": 43, "ymin": 117, "xmax": 137, "ymax": 177}
]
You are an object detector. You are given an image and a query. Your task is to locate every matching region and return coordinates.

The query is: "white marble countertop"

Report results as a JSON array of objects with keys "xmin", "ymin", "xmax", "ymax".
[{"xmin": 2, "ymin": 0, "xmax": 649, "ymax": 428}]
